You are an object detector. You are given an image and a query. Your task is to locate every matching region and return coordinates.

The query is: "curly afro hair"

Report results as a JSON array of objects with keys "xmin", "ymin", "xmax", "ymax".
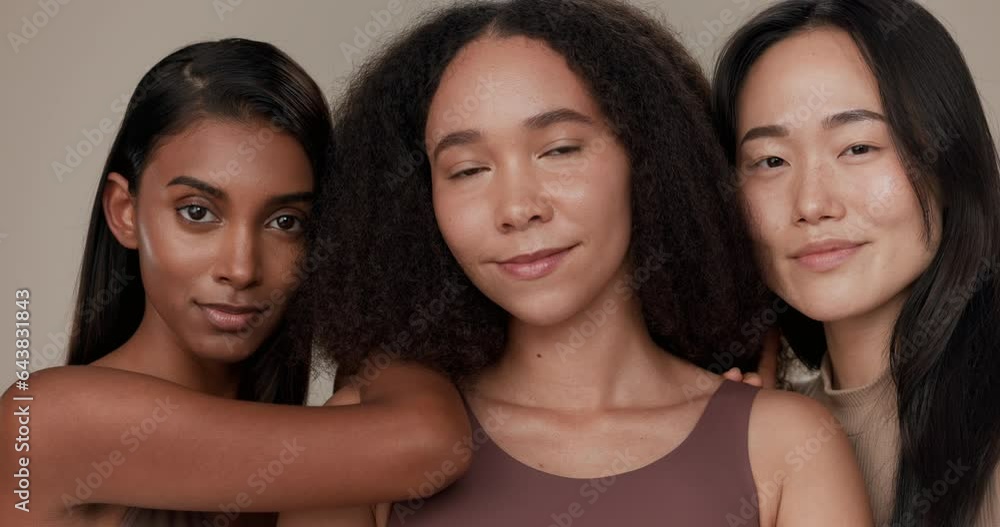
[{"xmin": 302, "ymin": 0, "xmax": 770, "ymax": 382}]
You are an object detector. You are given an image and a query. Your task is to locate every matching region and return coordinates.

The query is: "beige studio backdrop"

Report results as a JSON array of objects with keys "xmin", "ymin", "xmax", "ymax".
[{"xmin": 1, "ymin": 0, "xmax": 998, "ymax": 403}]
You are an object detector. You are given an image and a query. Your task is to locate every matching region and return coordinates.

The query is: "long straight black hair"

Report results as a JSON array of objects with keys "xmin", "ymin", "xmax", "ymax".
[
  {"xmin": 65, "ymin": 38, "xmax": 332, "ymax": 525},
  {"xmin": 713, "ymin": 1, "xmax": 1000, "ymax": 524}
]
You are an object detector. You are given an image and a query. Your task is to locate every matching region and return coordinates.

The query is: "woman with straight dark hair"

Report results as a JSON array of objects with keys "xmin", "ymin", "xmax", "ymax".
[
  {"xmin": 1, "ymin": 38, "xmax": 471, "ymax": 526},
  {"xmin": 280, "ymin": 0, "xmax": 872, "ymax": 525},
  {"xmin": 714, "ymin": 0, "xmax": 1000, "ymax": 524}
]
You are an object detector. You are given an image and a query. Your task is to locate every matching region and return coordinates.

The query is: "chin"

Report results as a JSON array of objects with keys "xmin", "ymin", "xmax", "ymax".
[
  {"xmin": 781, "ymin": 291, "xmax": 876, "ymax": 323},
  {"xmin": 498, "ymin": 290, "xmax": 593, "ymax": 327},
  {"xmin": 194, "ymin": 334, "xmax": 263, "ymax": 363}
]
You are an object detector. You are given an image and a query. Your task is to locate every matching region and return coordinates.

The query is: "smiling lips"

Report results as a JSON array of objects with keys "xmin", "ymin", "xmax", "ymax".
[
  {"xmin": 197, "ymin": 302, "xmax": 267, "ymax": 332},
  {"xmin": 497, "ymin": 245, "xmax": 576, "ymax": 280},
  {"xmin": 792, "ymin": 239, "xmax": 868, "ymax": 272}
]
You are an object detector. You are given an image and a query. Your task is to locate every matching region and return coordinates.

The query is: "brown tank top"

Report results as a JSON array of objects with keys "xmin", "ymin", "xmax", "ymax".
[{"xmin": 388, "ymin": 380, "xmax": 761, "ymax": 526}]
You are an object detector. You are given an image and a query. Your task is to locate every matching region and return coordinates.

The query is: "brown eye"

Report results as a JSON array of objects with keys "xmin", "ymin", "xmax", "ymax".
[
  {"xmin": 177, "ymin": 205, "xmax": 217, "ymax": 223},
  {"xmin": 269, "ymin": 215, "xmax": 302, "ymax": 232},
  {"xmin": 755, "ymin": 156, "xmax": 786, "ymax": 169},
  {"xmin": 850, "ymin": 145, "xmax": 871, "ymax": 155}
]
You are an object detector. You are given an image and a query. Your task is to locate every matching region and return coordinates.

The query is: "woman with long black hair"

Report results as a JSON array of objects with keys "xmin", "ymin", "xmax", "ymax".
[{"xmin": 714, "ymin": 1, "xmax": 1000, "ymax": 524}]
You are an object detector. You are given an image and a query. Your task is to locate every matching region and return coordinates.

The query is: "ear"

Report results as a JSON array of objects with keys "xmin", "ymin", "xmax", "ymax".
[{"xmin": 103, "ymin": 172, "xmax": 139, "ymax": 250}]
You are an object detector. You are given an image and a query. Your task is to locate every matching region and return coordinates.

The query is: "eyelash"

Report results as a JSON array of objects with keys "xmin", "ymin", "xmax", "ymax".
[
  {"xmin": 448, "ymin": 145, "xmax": 583, "ymax": 179},
  {"xmin": 749, "ymin": 144, "xmax": 880, "ymax": 170},
  {"xmin": 267, "ymin": 215, "xmax": 304, "ymax": 232},
  {"xmin": 177, "ymin": 205, "xmax": 305, "ymax": 233},
  {"xmin": 450, "ymin": 167, "xmax": 488, "ymax": 179},
  {"xmin": 751, "ymin": 156, "xmax": 786, "ymax": 170},
  {"xmin": 177, "ymin": 204, "xmax": 218, "ymax": 223},
  {"xmin": 842, "ymin": 144, "xmax": 879, "ymax": 157},
  {"xmin": 542, "ymin": 145, "xmax": 582, "ymax": 157}
]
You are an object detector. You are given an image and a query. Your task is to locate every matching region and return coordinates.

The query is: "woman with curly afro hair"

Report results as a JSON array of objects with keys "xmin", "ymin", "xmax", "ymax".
[{"xmin": 283, "ymin": 0, "xmax": 873, "ymax": 525}]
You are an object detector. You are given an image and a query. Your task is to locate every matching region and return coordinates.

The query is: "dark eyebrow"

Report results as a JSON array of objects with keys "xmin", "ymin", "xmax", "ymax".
[
  {"xmin": 432, "ymin": 129, "xmax": 483, "ymax": 162},
  {"xmin": 523, "ymin": 108, "xmax": 595, "ymax": 130},
  {"xmin": 168, "ymin": 176, "xmax": 312, "ymax": 208},
  {"xmin": 167, "ymin": 175, "xmax": 224, "ymax": 199},
  {"xmin": 431, "ymin": 108, "xmax": 596, "ymax": 162},
  {"xmin": 740, "ymin": 125, "xmax": 790, "ymax": 147},
  {"xmin": 266, "ymin": 191, "xmax": 313, "ymax": 208},
  {"xmin": 823, "ymin": 109, "xmax": 886, "ymax": 129}
]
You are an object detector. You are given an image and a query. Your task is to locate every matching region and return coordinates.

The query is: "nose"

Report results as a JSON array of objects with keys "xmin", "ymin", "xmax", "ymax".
[
  {"xmin": 494, "ymin": 162, "xmax": 554, "ymax": 233},
  {"xmin": 211, "ymin": 223, "xmax": 261, "ymax": 290},
  {"xmin": 793, "ymin": 160, "xmax": 846, "ymax": 226}
]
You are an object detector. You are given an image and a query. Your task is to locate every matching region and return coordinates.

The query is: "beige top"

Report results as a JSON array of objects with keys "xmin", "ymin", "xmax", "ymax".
[{"xmin": 793, "ymin": 356, "xmax": 1000, "ymax": 526}]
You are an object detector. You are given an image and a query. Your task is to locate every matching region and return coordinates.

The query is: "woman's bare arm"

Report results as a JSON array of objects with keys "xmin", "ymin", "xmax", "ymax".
[
  {"xmin": 278, "ymin": 385, "xmax": 378, "ymax": 527},
  {"xmin": 749, "ymin": 390, "xmax": 874, "ymax": 526},
  {"xmin": 0, "ymin": 361, "xmax": 470, "ymax": 520}
]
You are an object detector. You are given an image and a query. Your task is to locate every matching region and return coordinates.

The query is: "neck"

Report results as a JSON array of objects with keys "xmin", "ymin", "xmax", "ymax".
[
  {"xmin": 822, "ymin": 291, "xmax": 907, "ymax": 390},
  {"xmin": 100, "ymin": 300, "xmax": 242, "ymax": 398},
  {"xmin": 479, "ymin": 267, "xmax": 673, "ymax": 410}
]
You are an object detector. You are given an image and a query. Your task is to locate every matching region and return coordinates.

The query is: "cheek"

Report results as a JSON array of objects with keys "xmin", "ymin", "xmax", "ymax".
[
  {"xmin": 855, "ymin": 161, "xmax": 927, "ymax": 237},
  {"xmin": 135, "ymin": 209, "xmax": 212, "ymax": 302},
  {"xmin": 432, "ymin": 190, "xmax": 484, "ymax": 267},
  {"xmin": 739, "ymin": 186, "xmax": 787, "ymax": 288},
  {"xmin": 576, "ymin": 154, "xmax": 631, "ymax": 237},
  {"xmin": 261, "ymin": 239, "xmax": 305, "ymax": 302},
  {"xmin": 740, "ymin": 186, "xmax": 780, "ymax": 249}
]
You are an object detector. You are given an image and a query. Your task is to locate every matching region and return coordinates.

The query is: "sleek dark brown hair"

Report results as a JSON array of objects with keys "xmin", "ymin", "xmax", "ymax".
[
  {"xmin": 303, "ymin": 0, "xmax": 770, "ymax": 382},
  {"xmin": 66, "ymin": 38, "xmax": 332, "ymax": 526}
]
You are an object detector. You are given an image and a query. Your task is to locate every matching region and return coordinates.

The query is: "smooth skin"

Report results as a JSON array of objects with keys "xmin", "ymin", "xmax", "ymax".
[
  {"xmin": 724, "ymin": 28, "xmax": 943, "ymax": 393},
  {"xmin": 1, "ymin": 120, "xmax": 469, "ymax": 526},
  {"xmin": 735, "ymin": 27, "xmax": 940, "ymax": 391},
  {"xmin": 281, "ymin": 36, "xmax": 872, "ymax": 527}
]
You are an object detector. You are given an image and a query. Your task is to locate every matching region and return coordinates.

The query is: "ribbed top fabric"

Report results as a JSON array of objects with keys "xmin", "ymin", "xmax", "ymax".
[
  {"xmin": 793, "ymin": 356, "xmax": 1000, "ymax": 526},
  {"xmin": 388, "ymin": 380, "xmax": 762, "ymax": 526}
]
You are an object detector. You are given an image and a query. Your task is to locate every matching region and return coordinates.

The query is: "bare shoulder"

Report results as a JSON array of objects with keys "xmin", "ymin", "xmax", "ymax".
[
  {"xmin": 746, "ymin": 389, "xmax": 849, "ymax": 496},
  {"xmin": 7, "ymin": 364, "xmax": 180, "ymax": 395},
  {"xmin": 748, "ymin": 388, "xmax": 842, "ymax": 447},
  {"xmin": 744, "ymin": 389, "xmax": 859, "ymax": 525},
  {"xmin": 2, "ymin": 364, "xmax": 185, "ymax": 434}
]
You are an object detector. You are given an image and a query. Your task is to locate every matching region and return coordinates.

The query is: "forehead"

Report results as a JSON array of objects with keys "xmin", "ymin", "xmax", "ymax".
[
  {"xmin": 426, "ymin": 35, "xmax": 603, "ymax": 142},
  {"xmin": 142, "ymin": 119, "xmax": 313, "ymax": 191},
  {"xmin": 736, "ymin": 27, "xmax": 883, "ymax": 130}
]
